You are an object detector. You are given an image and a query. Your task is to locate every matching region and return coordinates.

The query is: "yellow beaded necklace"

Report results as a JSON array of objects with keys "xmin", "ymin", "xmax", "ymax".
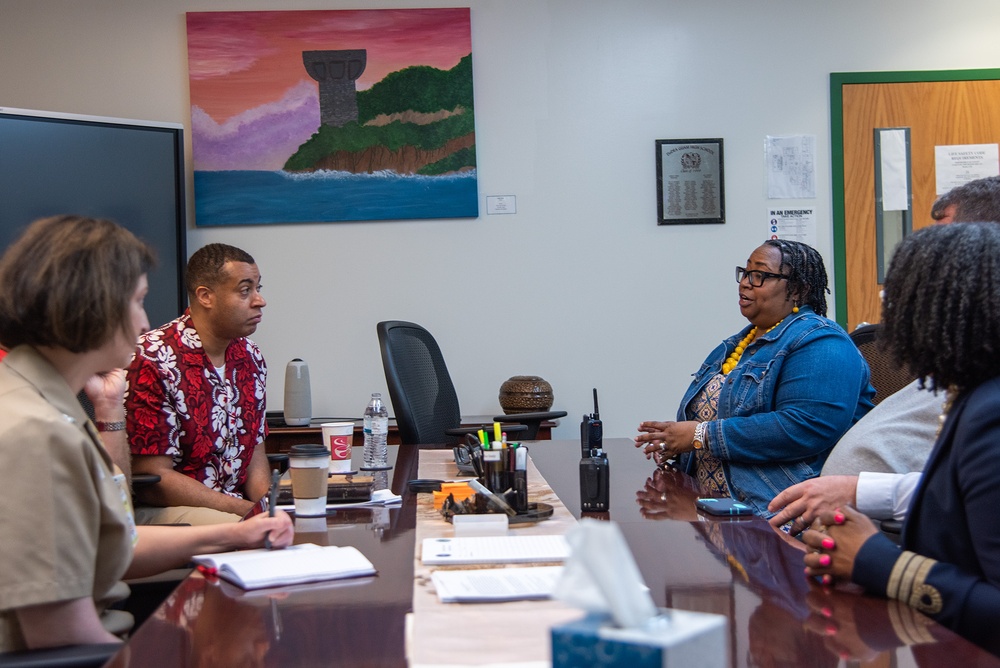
[{"xmin": 721, "ymin": 318, "xmax": 785, "ymax": 375}]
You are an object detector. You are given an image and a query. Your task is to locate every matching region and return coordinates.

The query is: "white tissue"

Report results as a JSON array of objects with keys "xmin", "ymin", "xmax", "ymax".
[{"xmin": 553, "ymin": 518, "xmax": 659, "ymax": 629}]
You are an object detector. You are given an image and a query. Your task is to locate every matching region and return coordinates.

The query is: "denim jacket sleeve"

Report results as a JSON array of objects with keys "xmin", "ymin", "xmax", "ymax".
[{"xmin": 679, "ymin": 311, "xmax": 874, "ymax": 466}]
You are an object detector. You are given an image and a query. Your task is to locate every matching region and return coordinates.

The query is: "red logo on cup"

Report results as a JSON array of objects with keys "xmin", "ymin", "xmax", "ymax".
[{"xmin": 329, "ymin": 435, "xmax": 352, "ymax": 460}]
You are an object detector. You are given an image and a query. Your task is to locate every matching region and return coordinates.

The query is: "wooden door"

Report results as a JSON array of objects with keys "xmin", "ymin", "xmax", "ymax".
[{"xmin": 831, "ymin": 70, "xmax": 1000, "ymax": 330}]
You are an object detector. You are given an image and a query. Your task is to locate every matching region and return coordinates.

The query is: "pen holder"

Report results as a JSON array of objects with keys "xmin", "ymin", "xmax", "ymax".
[{"xmin": 480, "ymin": 446, "xmax": 529, "ymax": 513}]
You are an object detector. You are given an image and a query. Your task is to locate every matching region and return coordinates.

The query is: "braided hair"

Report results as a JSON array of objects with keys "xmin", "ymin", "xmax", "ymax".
[
  {"xmin": 762, "ymin": 239, "xmax": 829, "ymax": 317},
  {"xmin": 882, "ymin": 222, "xmax": 1000, "ymax": 393}
]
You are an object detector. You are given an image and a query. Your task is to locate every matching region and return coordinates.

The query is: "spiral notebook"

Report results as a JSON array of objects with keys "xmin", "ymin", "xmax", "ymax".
[{"xmin": 192, "ymin": 543, "xmax": 376, "ymax": 590}]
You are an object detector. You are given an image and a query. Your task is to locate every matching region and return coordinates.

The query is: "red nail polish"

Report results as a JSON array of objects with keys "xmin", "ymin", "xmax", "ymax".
[
  {"xmin": 822, "ymin": 537, "xmax": 835, "ymax": 550},
  {"xmin": 821, "ymin": 606, "xmax": 833, "ymax": 618},
  {"xmin": 819, "ymin": 554, "xmax": 831, "ymax": 567},
  {"xmin": 834, "ymin": 512, "xmax": 845, "ymax": 525},
  {"xmin": 826, "ymin": 624, "xmax": 837, "ymax": 636},
  {"xmin": 822, "ymin": 574, "xmax": 833, "ymax": 585}
]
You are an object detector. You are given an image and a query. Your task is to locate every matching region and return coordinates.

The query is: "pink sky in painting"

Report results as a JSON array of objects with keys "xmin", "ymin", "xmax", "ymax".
[{"xmin": 186, "ymin": 8, "xmax": 472, "ymax": 123}]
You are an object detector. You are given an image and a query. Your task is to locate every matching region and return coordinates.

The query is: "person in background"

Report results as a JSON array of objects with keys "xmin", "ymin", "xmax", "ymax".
[
  {"xmin": 635, "ymin": 239, "xmax": 874, "ymax": 516},
  {"xmin": 0, "ymin": 216, "xmax": 292, "ymax": 652},
  {"xmin": 768, "ymin": 175, "xmax": 1000, "ymax": 532},
  {"xmin": 803, "ymin": 222, "xmax": 1000, "ymax": 657},
  {"xmin": 127, "ymin": 243, "xmax": 270, "ymax": 525},
  {"xmin": 83, "ymin": 369, "xmax": 134, "ymax": 490}
]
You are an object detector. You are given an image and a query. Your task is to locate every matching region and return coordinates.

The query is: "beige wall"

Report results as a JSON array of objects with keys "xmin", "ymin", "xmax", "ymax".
[{"xmin": 3, "ymin": 0, "xmax": 1000, "ymax": 437}]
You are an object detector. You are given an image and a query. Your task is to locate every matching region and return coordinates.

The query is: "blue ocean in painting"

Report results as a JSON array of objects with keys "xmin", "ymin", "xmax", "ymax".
[{"xmin": 194, "ymin": 170, "xmax": 479, "ymax": 226}]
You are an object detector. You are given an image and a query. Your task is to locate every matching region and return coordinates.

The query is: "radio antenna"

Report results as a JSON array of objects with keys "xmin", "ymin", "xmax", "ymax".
[{"xmin": 592, "ymin": 388, "xmax": 600, "ymax": 418}]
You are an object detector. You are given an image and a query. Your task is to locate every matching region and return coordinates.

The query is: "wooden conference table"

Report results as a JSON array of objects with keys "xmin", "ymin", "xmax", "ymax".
[{"xmin": 105, "ymin": 439, "xmax": 1000, "ymax": 667}]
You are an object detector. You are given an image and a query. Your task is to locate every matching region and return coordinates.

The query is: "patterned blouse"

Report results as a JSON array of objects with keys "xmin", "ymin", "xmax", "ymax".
[{"xmin": 686, "ymin": 372, "xmax": 730, "ymax": 497}]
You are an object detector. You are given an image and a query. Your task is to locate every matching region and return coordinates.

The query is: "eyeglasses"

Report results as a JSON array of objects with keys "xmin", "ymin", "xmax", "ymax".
[{"xmin": 735, "ymin": 266, "xmax": 790, "ymax": 287}]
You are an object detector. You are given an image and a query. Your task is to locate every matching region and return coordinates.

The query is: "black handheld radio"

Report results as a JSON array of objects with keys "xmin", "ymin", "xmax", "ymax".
[{"xmin": 579, "ymin": 388, "xmax": 609, "ymax": 511}]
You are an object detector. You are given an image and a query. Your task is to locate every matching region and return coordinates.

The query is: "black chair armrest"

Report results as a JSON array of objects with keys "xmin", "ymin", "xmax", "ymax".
[
  {"xmin": 880, "ymin": 519, "xmax": 903, "ymax": 544},
  {"xmin": 0, "ymin": 642, "xmax": 121, "ymax": 668},
  {"xmin": 266, "ymin": 453, "xmax": 290, "ymax": 475},
  {"xmin": 131, "ymin": 473, "xmax": 161, "ymax": 489},
  {"xmin": 494, "ymin": 410, "xmax": 568, "ymax": 422},
  {"xmin": 491, "ymin": 410, "xmax": 568, "ymax": 440}
]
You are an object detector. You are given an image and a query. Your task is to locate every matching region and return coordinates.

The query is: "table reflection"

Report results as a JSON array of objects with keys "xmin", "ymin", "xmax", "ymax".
[{"xmin": 104, "ymin": 439, "xmax": 1000, "ymax": 668}]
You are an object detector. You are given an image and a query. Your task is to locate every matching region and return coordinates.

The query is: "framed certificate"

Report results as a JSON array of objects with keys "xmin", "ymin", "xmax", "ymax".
[{"xmin": 655, "ymin": 138, "xmax": 725, "ymax": 225}]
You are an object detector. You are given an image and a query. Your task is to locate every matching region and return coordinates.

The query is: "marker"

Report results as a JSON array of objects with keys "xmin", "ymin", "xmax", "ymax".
[
  {"xmin": 493, "ymin": 421, "xmax": 502, "ymax": 444},
  {"xmin": 515, "ymin": 446, "xmax": 527, "ymax": 471},
  {"xmin": 478, "ymin": 429, "xmax": 488, "ymax": 449}
]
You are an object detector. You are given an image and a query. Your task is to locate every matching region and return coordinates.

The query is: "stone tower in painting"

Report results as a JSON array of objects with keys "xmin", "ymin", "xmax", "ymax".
[{"xmin": 302, "ymin": 49, "xmax": 368, "ymax": 127}]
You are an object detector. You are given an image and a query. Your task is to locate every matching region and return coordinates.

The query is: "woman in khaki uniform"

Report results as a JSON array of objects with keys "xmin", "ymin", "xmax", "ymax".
[{"xmin": 0, "ymin": 216, "xmax": 294, "ymax": 652}]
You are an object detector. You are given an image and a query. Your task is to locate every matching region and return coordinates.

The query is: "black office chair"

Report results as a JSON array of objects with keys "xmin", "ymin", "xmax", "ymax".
[
  {"xmin": 376, "ymin": 320, "xmax": 566, "ymax": 445},
  {"xmin": 849, "ymin": 323, "xmax": 917, "ymax": 404}
]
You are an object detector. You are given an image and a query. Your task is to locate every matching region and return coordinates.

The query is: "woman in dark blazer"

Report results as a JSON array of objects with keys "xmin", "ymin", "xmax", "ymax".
[{"xmin": 802, "ymin": 222, "xmax": 1000, "ymax": 657}]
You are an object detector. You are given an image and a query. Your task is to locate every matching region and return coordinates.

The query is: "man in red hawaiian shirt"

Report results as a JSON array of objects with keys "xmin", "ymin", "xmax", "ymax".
[{"xmin": 126, "ymin": 243, "xmax": 270, "ymax": 524}]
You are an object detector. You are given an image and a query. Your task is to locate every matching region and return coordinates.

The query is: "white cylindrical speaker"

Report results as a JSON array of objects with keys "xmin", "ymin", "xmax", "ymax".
[{"xmin": 284, "ymin": 358, "xmax": 312, "ymax": 426}]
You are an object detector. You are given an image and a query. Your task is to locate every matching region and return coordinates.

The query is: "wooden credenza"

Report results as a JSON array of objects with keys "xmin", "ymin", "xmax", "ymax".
[{"xmin": 264, "ymin": 415, "xmax": 556, "ymax": 454}]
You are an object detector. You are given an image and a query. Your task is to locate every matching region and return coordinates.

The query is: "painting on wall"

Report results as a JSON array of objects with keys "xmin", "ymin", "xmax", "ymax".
[{"xmin": 186, "ymin": 9, "xmax": 477, "ymax": 227}]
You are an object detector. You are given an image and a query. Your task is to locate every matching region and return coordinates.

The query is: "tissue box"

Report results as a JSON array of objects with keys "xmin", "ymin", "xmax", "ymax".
[{"xmin": 551, "ymin": 609, "xmax": 727, "ymax": 668}]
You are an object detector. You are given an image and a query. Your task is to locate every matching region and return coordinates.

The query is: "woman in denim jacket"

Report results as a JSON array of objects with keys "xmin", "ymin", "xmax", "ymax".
[{"xmin": 635, "ymin": 239, "xmax": 875, "ymax": 516}]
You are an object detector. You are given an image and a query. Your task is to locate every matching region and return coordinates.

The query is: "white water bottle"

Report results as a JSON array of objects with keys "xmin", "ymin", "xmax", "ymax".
[{"xmin": 362, "ymin": 392, "xmax": 389, "ymax": 469}]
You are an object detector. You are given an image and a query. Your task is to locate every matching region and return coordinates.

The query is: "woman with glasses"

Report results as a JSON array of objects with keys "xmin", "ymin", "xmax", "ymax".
[
  {"xmin": 803, "ymin": 223, "xmax": 1000, "ymax": 657},
  {"xmin": 635, "ymin": 239, "xmax": 875, "ymax": 517}
]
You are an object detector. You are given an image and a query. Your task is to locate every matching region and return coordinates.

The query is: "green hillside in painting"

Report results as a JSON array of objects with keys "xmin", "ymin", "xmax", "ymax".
[{"xmin": 284, "ymin": 54, "xmax": 476, "ymax": 176}]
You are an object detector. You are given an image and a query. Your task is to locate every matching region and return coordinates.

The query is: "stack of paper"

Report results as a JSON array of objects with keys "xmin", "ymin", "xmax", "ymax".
[
  {"xmin": 431, "ymin": 566, "xmax": 564, "ymax": 603},
  {"xmin": 192, "ymin": 543, "xmax": 376, "ymax": 590},
  {"xmin": 421, "ymin": 535, "xmax": 570, "ymax": 565}
]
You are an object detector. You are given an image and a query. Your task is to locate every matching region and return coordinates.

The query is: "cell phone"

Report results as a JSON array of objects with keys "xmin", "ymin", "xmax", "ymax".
[{"xmin": 695, "ymin": 497, "xmax": 754, "ymax": 517}]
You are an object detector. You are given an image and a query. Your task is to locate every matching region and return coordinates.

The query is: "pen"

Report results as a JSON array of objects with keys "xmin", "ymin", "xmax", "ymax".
[
  {"xmin": 270, "ymin": 597, "xmax": 283, "ymax": 641},
  {"xmin": 265, "ymin": 468, "xmax": 279, "ymax": 550}
]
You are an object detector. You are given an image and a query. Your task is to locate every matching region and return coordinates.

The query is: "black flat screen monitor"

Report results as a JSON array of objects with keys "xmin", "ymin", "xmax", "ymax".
[{"xmin": 0, "ymin": 107, "xmax": 187, "ymax": 329}]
